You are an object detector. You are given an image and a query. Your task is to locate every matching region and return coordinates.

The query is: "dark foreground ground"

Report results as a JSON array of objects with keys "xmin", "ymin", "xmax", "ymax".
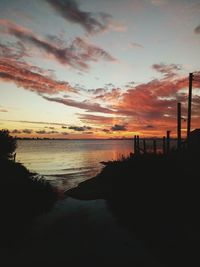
[
  {"xmin": 67, "ymin": 151, "xmax": 200, "ymax": 266},
  {"xmin": 1, "ymin": 197, "xmax": 164, "ymax": 266},
  {"xmin": 1, "ymin": 151, "xmax": 200, "ymax": 266}
]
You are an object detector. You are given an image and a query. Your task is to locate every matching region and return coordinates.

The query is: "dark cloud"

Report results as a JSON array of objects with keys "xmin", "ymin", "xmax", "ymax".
[
  {"xmin": 48, "ymin": 130, "xmax": 59, "ymax": 134},
  {"xmin": 125, "ymin": 81, "xmax": 135, "ymax": 88},
  {"xmin": 84, "ymin": 131, "xmax": 93, "ymax": 134},
  {"xmin": 152, "ymin": 63, "xmax": 182, "ymax": 78},
  {"xmin": 194, "ymin": 25, "xmax": 200, "ymax": 34},
  {"xmin": 36, "ymin": 130, "xmax": 46, "ymax": 134},
  {"xmin": 69, "ymin": 125, "xmax": 92, "ymax": 132},
  {"xmin": 102, "ymin": 129, "xmax": 110, "ymax": 133},
  {"xmin": 129, "ymin": 42, "xmax": 144, "ymax": 49},
  {"xmin": 87, "ymin": 88, "xmax": 106, "ymax": 95},
  {"xmin": 0, "ymin": 20, "xmax": 115, "ymax": 70},
  {"xmin": 71, "ymin": 37, "xmax": 115, "ymax": 65},
  {"xmin": 94, "ymin": 88, "xmax": 122, "ymax": 101},
  {"xmin": 36, "ymin": 130, "xmax": 59, "ymax": 134},
  {"xmin": 22, "ymin": 129, "xmax": 32, "ymax": 134},
  {"xmin": 62, "ymin": 132, "xmax": 69, "ymax": 135},
  {"xmin": 46, "ymin": 0, "xmax": 111, "ymax": 34},
  {"xmin": 0, "ymin": 41, "xmax": 27, "ymax": 60},
  {"xmin": 146, "ymin": 125, "xmax": 154, "ymax": 128},
  {"xmin": 43, "ymin": 96, "xmax": 115, "ymax": 113},
  {"xmin": 12, "ymin": 129, "xmax": 21, "ymax": 134},
  {"xmin": 105, "ymin": 83, "xmax": 115, "ymax": 87},
  {"xmin": 111, "ymin": 124, "xmax": 127, "ymax": 131}
]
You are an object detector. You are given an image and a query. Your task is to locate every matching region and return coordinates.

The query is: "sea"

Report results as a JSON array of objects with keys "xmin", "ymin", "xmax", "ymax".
[
  {"xmin": 16, "ymin": 139, "xmax": 177, "ymax": 191},
  {"xmin": 16, "ymin": 139, "xmax": 134, "ymax": 190}
]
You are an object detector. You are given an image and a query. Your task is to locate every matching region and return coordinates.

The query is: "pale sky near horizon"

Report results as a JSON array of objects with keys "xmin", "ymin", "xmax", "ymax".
[{"xmin": 0, "ymin": 0, "xmax": 200, "ymax": 138}]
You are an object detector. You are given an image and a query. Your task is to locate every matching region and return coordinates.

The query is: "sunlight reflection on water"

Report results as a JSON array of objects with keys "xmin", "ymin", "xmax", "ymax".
[
  {"xmin": 16, "ymin": 140, "xmax": 134, "ymax": 190},
  {"xmin": 16, "ymin": 139, "xmax": 177, "ymax": 190}
]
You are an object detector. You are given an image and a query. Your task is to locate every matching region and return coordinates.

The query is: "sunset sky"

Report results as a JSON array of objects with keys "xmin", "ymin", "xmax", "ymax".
[{"xmin": 0, "ymin": 0, "xmax": 200, "ymax": 139}]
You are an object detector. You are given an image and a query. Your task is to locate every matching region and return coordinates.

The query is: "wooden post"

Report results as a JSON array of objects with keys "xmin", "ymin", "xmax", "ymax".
[
  {"xmin": 143, "ymin": 139, "xmax": 146, "ymax": 154},
  {"xmin": 187, "ymin": 73, "xmax": 193, "ymax": 149},
  {"xmin": 136, "ymin": 135, "xmax": 140, "ymax": 154},
  {"xmin": 134, "ymin": 135, "xmax": 137, "ymax": 154},
  {"xmin": 177, "ymin": 102, "xmax": 181, "ymax": 151},
  {"xmin": 166, "ymin": 130, "xmax": 170, "ymax": 154},
  {"xmin": 153, "ymin": 140, "xmax": 157, "ymax": 154},
  {"xmin": 163, "ymin": 136, "xmax": 166, "ymax": 154}
]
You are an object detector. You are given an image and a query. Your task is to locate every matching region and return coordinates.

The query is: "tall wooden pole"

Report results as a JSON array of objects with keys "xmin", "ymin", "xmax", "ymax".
[
  {"xmin": 166, "ymin": 130, "xmax": 170, "ymax": 154},
  {"xmin": 187, "ymin": 73, "xmax": 193, "ymax": 148},
  {"xmin": 153, "ymin": 140, "xmax": 157, "ymax": 154},
  {"xmin": 136, "ymin": 135, "xmax": 140, "ymax": 154},
  {"xmin": 143, "ymin": 139, "xmax": 146, "ymax": 154},
  {"xmin": 163, "ymin": 136, "xmax": 166, "ymax": 154},
  {"xmin": 134, "ymin": 135, "xmax": 137, "ymax": 154},
  {"xmin": 177, "ymin": 102, "xmax": 181, "ymax": 151}
]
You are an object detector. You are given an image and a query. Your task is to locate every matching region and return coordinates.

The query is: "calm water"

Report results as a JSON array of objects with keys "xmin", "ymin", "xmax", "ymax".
[{"xmin": 16, "ymin": 139, "xmax": 134, "ymax": 190}]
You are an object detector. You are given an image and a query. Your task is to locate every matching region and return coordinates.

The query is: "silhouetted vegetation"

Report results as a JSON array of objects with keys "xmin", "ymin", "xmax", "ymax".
[
  {"xmin": 0, "ymin": 129, "xmax": 17, "ymax": 159},
  {"xmin": 67, "ymin": 151, "xmax": 200, "ymax": 266},
  {"xmin": 0, "ymin": 130, "xmax": 57, "ymax": 245}
]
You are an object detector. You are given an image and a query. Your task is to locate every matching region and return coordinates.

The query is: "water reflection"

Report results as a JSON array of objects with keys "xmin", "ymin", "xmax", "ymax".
[{"xmin": 16, "ymin": 140, "xmax": 134, "ymax": 190}]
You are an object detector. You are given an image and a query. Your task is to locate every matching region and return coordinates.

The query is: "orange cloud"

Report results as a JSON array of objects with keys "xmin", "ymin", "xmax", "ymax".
[
  {"xmin": 0, "ymin": 58, "xmax": 76, "ymax": 95},
  {"xmin": 111, "ymin": 72, "xmax": 200, "ymax": 136}
]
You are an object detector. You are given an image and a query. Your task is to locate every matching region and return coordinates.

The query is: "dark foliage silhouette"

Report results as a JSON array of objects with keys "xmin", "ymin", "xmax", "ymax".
[
  {"xmin": 0, "ymin": 130, "xmax": 57, "ymax": 245},
  {"xmin": 0, "ymin": 129, "xmax": 17, "ymax": 159}
]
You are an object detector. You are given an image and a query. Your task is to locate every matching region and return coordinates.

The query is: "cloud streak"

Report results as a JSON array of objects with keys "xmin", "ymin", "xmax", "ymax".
[
  {"xmin": 0, "ymin": 119, "xmax": 68, "ymax": 127},
  {"xmin": 78, "ymin": 114, "xmax": 117, "ymax": 124},
  {"xmin": 0, "ymin": 58, "xmax": 76, "ymax": 95},
  {"xmin": 46, "ymin": 0, "xmax": 125, "ymax": 34},
  {"xmin": 0, "ymin": 41, "xmax": 27, "ymax": 60},
  {"xmin": 111, "ymin": 124, "xmax": 127, "ymax": 131},
  {"xmin": 22, "ymin": 129, "xmax": 33, "ymax": 134},
  {"xmin": 0, "ymin": 20, "xmax": 115, "ymax": 70},
  {"xmin": 68, "ymin": 125, "xmax": 92, "ymax": 132},
  {"xmin": 36, "ymin": 130, "xmax": 59, "ymax": 134},
  {"xmin": 128, "ymin": 42, "xmax": 144, "ymax": 49},
  {"xmin": 152, "ymin": 63, "xmax": 182, "ymax": 79},
  {"xmin": 43, "ymin": 96, "xmax": 115, "ymax": 113}
]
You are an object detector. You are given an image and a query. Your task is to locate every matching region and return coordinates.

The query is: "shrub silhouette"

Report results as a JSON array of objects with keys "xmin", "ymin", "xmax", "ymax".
[
  {"xmin": 0, "ymin": 129, "xmax": 17, "ymax": 159},
  {"xmin": 0, "ymin": 131, "xmax": 57, "ymax": 245}
]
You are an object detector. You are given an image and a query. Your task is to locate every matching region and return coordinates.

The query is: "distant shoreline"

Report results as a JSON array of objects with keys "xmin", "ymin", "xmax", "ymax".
[{"xmin": 17, "ymin": 137, "xmax": 183, "ymax": 141}]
